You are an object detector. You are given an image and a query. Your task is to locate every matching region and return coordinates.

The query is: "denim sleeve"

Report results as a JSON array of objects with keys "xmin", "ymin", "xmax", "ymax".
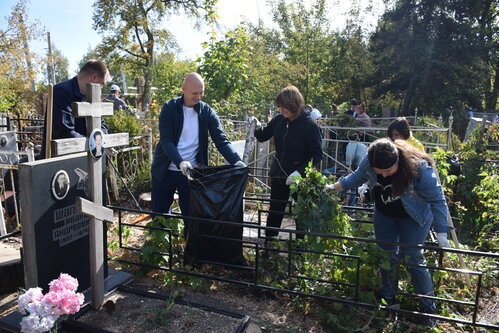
[
  {"xmin": 415, "ymin": 163, "xmax": 453, "ymax": 233},
  {"xmin": 339, "ymin": 155, "xmax": 370, "ymax": 191}
]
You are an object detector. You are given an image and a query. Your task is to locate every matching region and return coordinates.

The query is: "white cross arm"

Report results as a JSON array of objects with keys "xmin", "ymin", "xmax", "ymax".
[
  {"xmin": 76, "ymin": 197, "xmax": 114, "ymax": 222},
  {"xmin": 51, "ymin": 133, "xmax": 129, "ymax": 157},
  {"xmin": 72, "ymin": 102, "xmax": 114, "ymax": 117}
]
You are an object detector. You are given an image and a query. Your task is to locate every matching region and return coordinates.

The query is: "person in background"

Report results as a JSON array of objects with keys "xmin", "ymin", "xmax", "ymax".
[
  {"xmin": 387, "ymin": 117, "xmax": 424, "ymax": 152},
  {"xmin": 305, "ymin": 104, "xmax": 322, "ymax": 120},
  {"xmin": 151, "ymin": 72, "xmax": 246, "ymax": 222},
  {"xmin": 353, "ymin": 103, "xmax": 372, "ymax": 142},
  {"xmin": 310, "ymin": 108, "xmax": 322, "ymax": 120},
  {"xmin": 249, "ymin": 86, "xmax": 323, "ymax": 239},
  {"xmin": 104, "ymin": 84, "xmax": 133, "ymax": 116},
  {"xmin": 41, "ymin": 59, "xmax": 109, "ymax": 159},
  {"xmin": 330, "ymin": 138, "xmax": 451, "ymax": 326},
  {"xmin": 344, "ymin": 99, "xmax": 358, "ymax": 116},
  {"xmin": 331, "ymin": 104, "xmax": 339, "ymax": 116}
]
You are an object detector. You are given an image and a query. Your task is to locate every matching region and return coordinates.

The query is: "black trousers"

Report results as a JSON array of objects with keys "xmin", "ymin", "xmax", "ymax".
[{"xmin": 266, "ymin": 178, "xmax": 290, "ymax": 238}]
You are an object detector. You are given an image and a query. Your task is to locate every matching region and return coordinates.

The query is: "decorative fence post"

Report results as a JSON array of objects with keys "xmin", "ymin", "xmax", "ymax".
[
  {"xmin": 447, "ymin": 114, "xmax": 453, "ymax": 150},
  {"xmin": 437, "ymin": 115, "xmax": 443, "ymax": 146}
]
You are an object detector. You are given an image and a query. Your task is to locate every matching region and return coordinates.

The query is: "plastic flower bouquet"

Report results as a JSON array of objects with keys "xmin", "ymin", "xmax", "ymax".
[{"xmin": 18, "ymin": 273, "xmax": 85, "ymax": 333}]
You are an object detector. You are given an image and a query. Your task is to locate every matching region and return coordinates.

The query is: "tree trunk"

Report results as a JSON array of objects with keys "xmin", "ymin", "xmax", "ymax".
[
  {"xmin": 401, "ymin": 76, "xmax": 417, "ymax": 115},
  {"xmin": 142, "ymin": 58, "xmax": 153, "ymax": 115},
  {"xmin": 485, "ymin": 60, "xmax": 498, "ymax": 111}
]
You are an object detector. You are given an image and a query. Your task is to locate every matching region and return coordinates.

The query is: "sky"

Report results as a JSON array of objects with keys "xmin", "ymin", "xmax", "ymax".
[{"xmin": 0, "ymin": 0, "xmax": 385, "ymax": 76}]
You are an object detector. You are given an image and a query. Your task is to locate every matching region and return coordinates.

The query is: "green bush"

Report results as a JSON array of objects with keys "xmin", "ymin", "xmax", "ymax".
[{"xmin": 106, "ymin": 108, "xmax": 144, "ymax": 136}]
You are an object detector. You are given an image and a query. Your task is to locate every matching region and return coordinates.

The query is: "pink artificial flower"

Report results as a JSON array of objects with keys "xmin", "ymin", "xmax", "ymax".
[
  {"xmin": 20, "ymin": 313, "xmax": 45, "ymax": 333},
  {"xmin": 18, "ymin": 288, "xmax": 43, "ymax": 315},
  {"xmin": 19, "ymin": 273, "xmax": 83, "ymax": 333},
  {"xmin": 49, "ymin": 273, "xmax": 78, "ymax": 293},
  {"xmin": 59, "ymin": 289, "xmax": 84, "ymax": 315},
  {"xmin": 42, "ymin": 291, "xmax": 61, "ymax": 308}
]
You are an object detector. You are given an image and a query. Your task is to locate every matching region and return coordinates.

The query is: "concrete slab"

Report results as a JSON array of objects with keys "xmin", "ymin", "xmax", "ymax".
[{"xmin": 0, "ymin": 243, "xmax": 20, "ymax": 267}]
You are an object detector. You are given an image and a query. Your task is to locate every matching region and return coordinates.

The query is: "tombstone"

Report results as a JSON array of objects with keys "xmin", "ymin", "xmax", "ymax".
[
  {"xmin": 19, "ymin": 152, "xmax": 107, "ymax": 292},
  {"xmin": 0, "ymin": 131, "xmax": 19, "ymax": 167},
  {"xmin": 464, "ymin": 117, "xmax": 490, "ymax": 141},
  {"xmin": 21, "ymin": 83, "xmax": 129, "ymax": 306},
  {"xmin": 0, "ymin": 131, "xmax": 24, "ymax": 235}
]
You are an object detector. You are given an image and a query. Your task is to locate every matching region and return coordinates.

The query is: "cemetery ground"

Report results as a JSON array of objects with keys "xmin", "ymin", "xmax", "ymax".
[{"xmin": 1, "ymin": 208, "xmax": 498, "ymax": 332}]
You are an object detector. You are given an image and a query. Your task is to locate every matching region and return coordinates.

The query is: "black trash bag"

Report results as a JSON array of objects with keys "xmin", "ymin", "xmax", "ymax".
[{"xmin": 184, "ymin": 165, "xmax": 248, "ymax": 266}]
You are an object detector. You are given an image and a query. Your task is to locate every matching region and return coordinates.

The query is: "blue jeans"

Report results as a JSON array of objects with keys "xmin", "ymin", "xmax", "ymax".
[
  {"xmin": 151, "ymin": 170, "xmax": 190, "ymax": 216},
  {"xmin": 374, "ymin": 210, "xmax": 435, "ymax": 313}
]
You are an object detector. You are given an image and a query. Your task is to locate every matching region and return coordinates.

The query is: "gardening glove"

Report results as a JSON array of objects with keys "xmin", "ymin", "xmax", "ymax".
[
  {"xmin": 248, "ymin": 116, "xmax": 262, "ymax": 130},
  {"xmin": 358, "ymin": 183, "xmax": 369, "ymax": 196},
  {"xmin": 358, "ymin": 183, "xmax": 369, "ymax": 202},
  {"xmin": 179, "ymin": 161, "xmax": 193, "ymax": 177},
  {"xmin": 286, "ymin": 170, "xmax": 301, "ymax": 185},
  {"xmin": 234, "ymin": 160, "xmax": 246, "ymax": 167},
  {"xmin": 325, "ymin": 184, "xmax": 335, "ymax": 191},
  {"xmin": 437, "ymin": 232, "xmax": 451, "ymax": 247}
]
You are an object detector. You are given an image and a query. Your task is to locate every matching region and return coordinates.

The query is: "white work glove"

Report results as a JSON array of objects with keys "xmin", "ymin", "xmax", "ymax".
[
  {"xmin": 437, "ymin": 233, "xmax": 451, "ymax": 247},
  {"xmin": 286, "ymin": 170, "xmax": 301, "ymax": 185},
  {"xmin": 358, "ymin": 183, "xmax": 369, "ymax": 202},
  {"xmin": 179, "ymin": 161, "xmax": 193, "ymax": 177},
  {"xmin": 248, "ymin": 116, "xmax": 262, "ymax": 130},
  {"xmin": 234, "ymin": 160, "xmax": 246, "ymax": 167},
  {"xmin": 325, "ymin": 184, "xmax": 335, "ymax": 191},
  {"xmin": 358, "ymin": 183, "xmax": 369, "ymax": 196}
]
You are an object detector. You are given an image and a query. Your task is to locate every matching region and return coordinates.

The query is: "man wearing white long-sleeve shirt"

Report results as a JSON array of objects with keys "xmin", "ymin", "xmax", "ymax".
[{"xmin": 151, "ymin": 73, "xmax": 245, "ymax": 222}]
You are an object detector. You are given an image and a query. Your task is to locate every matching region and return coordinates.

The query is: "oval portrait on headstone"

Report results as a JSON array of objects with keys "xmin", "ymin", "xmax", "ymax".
[
  {"xmin": 52, "ymin": 170, "xmax": 70, "ymax": 200},
  {"xmin": 89, "ymin": 128, "xmax": 104, "ymax": 159}
]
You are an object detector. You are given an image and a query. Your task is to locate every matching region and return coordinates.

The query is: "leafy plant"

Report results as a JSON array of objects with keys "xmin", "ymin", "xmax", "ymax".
[
  {"xmin": 433, "ymin": 123, "xmax": 499, "ymax": 249},
  {"xmin": 142, "ymin": 293, "xmax": 177, "ymax": 330},
  {"xmin": 105, "ymin": 108, "xmax": 144, "ymax": 136},
  {"xmin": 140, "ymin": 216, "xmax": 184, "ymax": 268},
  {"xmin": 290, "ymin": 162, "xmax": 351, "ymax": 236}
]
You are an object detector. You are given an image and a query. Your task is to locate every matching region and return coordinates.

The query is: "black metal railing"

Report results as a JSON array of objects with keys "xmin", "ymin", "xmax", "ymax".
[{"xmin": 107, "ymin": 203, "xmax": 499, "ymax": 330}]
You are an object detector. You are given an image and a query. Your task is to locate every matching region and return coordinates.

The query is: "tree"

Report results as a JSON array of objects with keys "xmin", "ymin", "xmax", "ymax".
[
  {"xmin": 368, "ymin": 0, "xmax": 494, "ymax": 116},
  {"xmin": 92, "ymin": 0, "xmax": 218, "ymax": 115},
  {"xmin": 45, "ymin": 46, "xmax": 69, "ymax": 84},
  {"xmin": 269, "ymin": 0, "xmax": 332, "ymax": 104},
  {"xmin": 477, "ymin": 0, "xmax": 498, "ymax": 112},
  {"xmin": 152, "ymin": 52, "xmax": 195, "ymax": 117},
  {"xmin": 0, "ymin": 0, "xmax": 43, "ymax": 115},
  {"xmin": 197, "ymin": 27, "xmax": 251, "ymax": 104}
]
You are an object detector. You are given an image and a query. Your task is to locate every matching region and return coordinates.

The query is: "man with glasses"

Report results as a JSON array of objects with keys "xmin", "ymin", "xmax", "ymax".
[{"xmin": 41, "ymin": 59, "xmax": 110, "ymax": 158}]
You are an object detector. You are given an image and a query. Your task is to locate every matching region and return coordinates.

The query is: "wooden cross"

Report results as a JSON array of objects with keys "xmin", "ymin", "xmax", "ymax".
[{"xmin": 51, "ymin": 83, "xmax": 129, "ymax": 309}]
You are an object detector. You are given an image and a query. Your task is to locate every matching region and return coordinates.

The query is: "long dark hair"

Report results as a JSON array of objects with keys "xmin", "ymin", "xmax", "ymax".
[
  {"xmin": 368, "ymin": 138, "xmax": 433, "ymax": 195},
  {"xmin": 387, "ymin": 117, "xmax": 411, "ymax": 140}
]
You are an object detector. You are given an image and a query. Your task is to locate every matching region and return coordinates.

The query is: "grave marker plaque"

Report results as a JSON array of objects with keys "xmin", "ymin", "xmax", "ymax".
[{"xmin": 19, "ymin": 152, "xmax": 107, "ymax": 291}]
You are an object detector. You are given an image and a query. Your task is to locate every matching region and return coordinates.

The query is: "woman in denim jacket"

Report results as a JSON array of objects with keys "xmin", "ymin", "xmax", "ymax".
[{"xmin": 332, "ymin": 138, "xmax": 452, "ymax": 320}]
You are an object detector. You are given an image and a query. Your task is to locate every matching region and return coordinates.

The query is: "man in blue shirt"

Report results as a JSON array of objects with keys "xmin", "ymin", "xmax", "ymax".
[
  {"xmin": 151, "ymin": 73, "xmax": 245, "ymax": 219},
  {"xmin": 104, "ymin": 84, "xmax": 133, "ymax": 116},
  {"xmin": 41, "ymin": 60, "xmax": 109, "ymax": 158}
]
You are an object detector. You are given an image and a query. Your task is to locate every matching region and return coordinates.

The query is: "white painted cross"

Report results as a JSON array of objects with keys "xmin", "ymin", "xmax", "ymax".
[{"xmin": 52, "ymin": 83, "xmax": 128, "ymax": 309}]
